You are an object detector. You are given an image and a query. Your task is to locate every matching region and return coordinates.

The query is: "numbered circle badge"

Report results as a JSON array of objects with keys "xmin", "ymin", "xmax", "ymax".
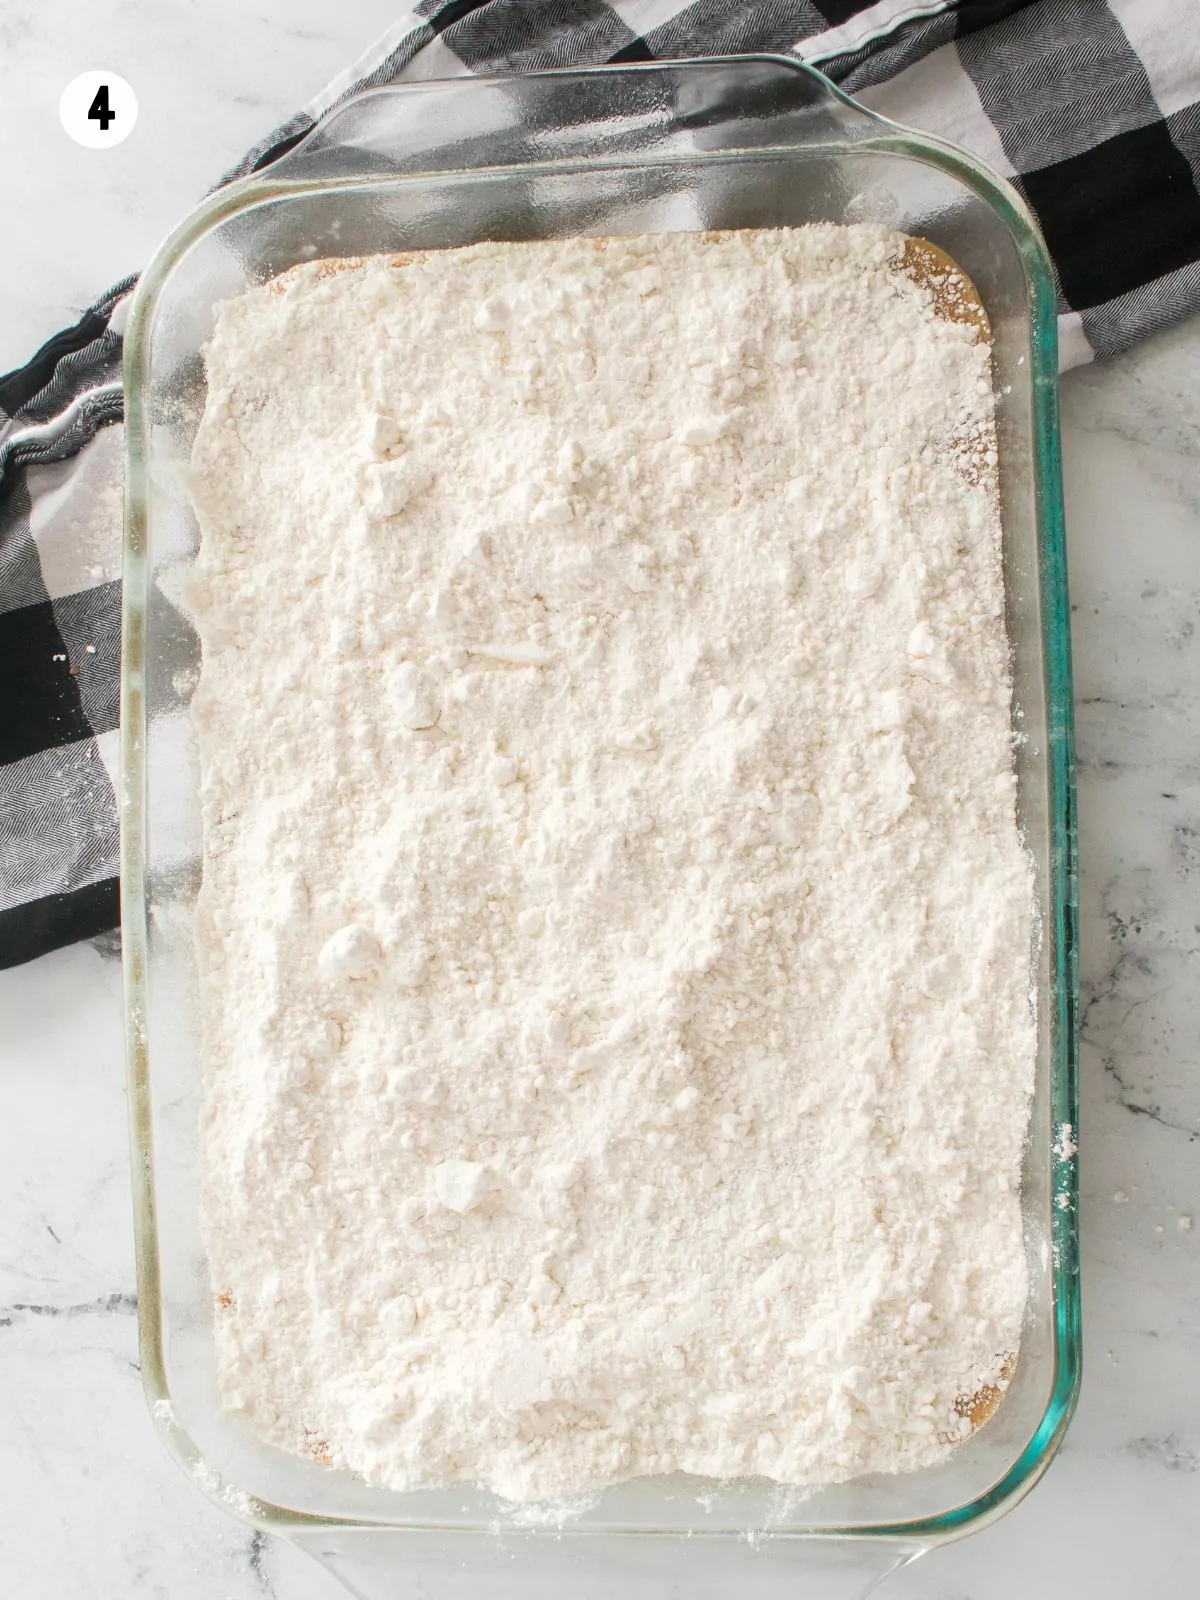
[{"xmin": 60, "ymin": 71, "xmax": 138, "ymax": 149}]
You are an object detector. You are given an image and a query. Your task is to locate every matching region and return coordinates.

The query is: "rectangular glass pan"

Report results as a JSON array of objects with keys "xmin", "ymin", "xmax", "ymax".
[{"xmin": 122, "ymin": 54, "xmax": 1078, "ymax": 1562}]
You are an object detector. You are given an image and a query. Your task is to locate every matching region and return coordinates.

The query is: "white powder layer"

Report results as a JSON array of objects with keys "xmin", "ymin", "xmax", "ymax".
[{"xmin": 189, "ymin": 226, "xmax": 1035, "ymax": 1504}]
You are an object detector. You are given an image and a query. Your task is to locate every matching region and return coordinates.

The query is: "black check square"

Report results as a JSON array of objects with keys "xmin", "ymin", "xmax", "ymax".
[
  {"xmin": 1, "ymin": 598, "xmax": 96, "ymax": 764},
  {"xmin": 0, "ymin": 877, "xmax": 119, "ymax": 968},
  {"xmin": 1020, "ymin": 118, "xmax": 1200, "ymax": 312}
]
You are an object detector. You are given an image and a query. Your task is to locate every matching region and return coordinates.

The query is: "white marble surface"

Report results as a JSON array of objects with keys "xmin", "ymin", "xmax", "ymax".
[{"xmin": 3, "ymin": 4, "xmax": 1199, "ymax": 1595}]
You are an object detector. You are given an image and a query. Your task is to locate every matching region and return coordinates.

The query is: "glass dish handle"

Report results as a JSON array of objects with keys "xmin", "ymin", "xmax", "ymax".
[
  {"xmin": 293, "ymin": 1526, "xmax": 926, "ymax": 1599},
  {"xmin": 267, "ymin": 55, "xmax": 888, "ymax": 187}
]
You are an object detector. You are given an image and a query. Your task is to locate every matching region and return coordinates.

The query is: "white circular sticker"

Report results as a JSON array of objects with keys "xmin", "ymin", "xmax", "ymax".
[{"xmin": 60, "ymin": 71, "xmax": 138, "ymax": 149}]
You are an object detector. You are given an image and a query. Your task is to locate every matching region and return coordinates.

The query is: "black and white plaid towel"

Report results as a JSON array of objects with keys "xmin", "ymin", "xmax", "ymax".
[{"xmin": 3, "ymin": 0, "xmax": 1199, "ymax": 968}]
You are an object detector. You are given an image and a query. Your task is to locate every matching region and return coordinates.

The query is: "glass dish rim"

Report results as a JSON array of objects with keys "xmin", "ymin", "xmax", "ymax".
[{"xmin": 119, "ymin": 53, "xmax": 1080, "ymax": 1548}]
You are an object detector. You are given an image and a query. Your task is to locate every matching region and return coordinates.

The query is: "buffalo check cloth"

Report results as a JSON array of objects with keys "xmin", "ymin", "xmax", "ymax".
[{"xmin": 4, "ymin": 0, "xmax": 1200, "ymax": 967}]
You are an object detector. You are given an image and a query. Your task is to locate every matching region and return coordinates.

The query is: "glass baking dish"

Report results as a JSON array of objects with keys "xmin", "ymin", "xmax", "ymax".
[{"xmin": 121, "ymin": 56, "xmax": 1079, "ymax": 1600}]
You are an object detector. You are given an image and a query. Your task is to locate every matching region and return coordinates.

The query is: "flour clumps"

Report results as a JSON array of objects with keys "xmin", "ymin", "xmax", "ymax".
[{"xmin": 188, "ymin": 226, "xmax": 1035, "ymax": 1504}]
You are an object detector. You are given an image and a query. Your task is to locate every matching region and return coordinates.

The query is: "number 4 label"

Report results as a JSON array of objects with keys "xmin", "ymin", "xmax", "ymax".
[
  {"xmin": 61, "ymin": 72, "xmax": 137, "ymax": 148},
  {"xmin": 88, "ymin": 85, "xmax": 116, "ymax": 132}
]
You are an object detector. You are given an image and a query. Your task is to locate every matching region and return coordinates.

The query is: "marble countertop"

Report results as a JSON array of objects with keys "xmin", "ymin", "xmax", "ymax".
[{"xmin": 3, "ymin": 4, "xmax": 1198, "ymax": 1596}]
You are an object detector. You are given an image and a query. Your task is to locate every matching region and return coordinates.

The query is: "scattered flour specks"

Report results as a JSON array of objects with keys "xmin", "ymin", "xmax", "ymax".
[{"xmin": 187, "ymin": 227, "xmax": 1035, "ymax": 1504}]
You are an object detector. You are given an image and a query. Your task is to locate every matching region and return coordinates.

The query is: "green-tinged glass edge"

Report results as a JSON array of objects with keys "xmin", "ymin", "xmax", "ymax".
[{"xmin": 120, "ymin": 54, "xmax": 1080, "ymax": 1548}]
